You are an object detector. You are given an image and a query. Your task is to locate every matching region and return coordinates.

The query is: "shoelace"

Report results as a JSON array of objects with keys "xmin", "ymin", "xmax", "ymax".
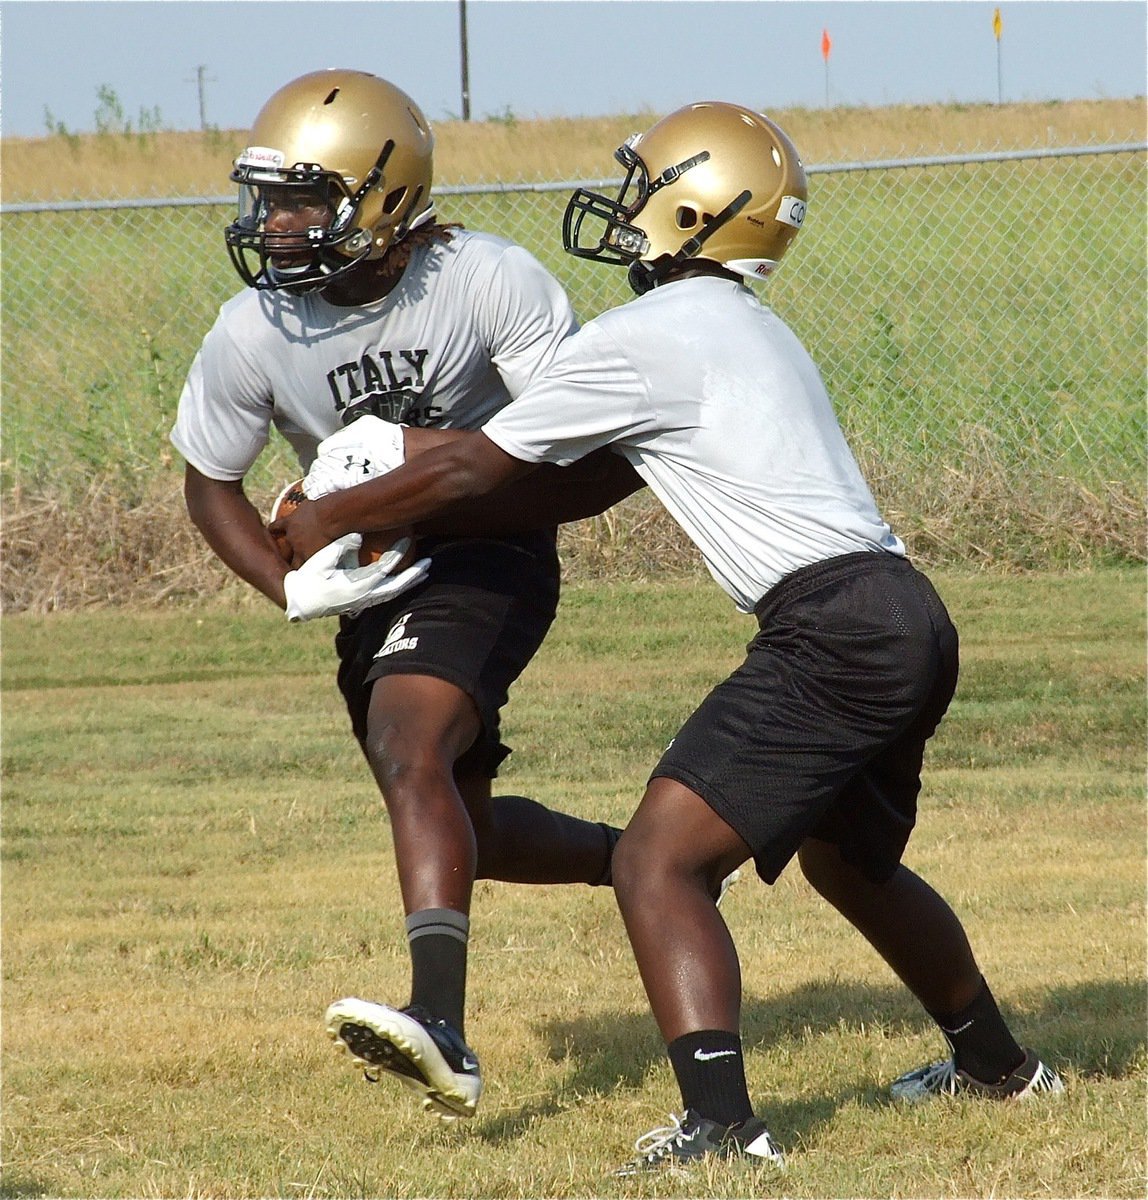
[
  {"xmin": 916, "ymin": 1059, "xmax": 958, "ymax": 1093},
  {"xmin": 631, "ymin": 1113, "xmax": 698, "ymax": 1163},
  {"xmin": 1028, "ymin": 1061, "xmax": 1063, "ymax": 1092}
]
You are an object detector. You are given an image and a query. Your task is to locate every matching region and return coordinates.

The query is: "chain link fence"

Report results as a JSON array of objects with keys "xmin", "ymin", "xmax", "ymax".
[{"xmin": 2, "ymin": 142, "xmax": 1144, "ymax": 608}]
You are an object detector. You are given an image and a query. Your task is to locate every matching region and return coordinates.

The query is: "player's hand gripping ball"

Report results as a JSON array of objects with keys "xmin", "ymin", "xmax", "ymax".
[{"xmin": 269, "ymin": 480, "xmax": 414, "ymax": 569}]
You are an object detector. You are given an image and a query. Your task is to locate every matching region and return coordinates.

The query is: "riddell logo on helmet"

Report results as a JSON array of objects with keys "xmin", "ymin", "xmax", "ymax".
[
  {"xmin": 754, "ymin": 263, "xmax": 775, "ymax": 277},
  {"xmin": 237, "ymin": 146, "xmax": 286, "ymax": 169}
]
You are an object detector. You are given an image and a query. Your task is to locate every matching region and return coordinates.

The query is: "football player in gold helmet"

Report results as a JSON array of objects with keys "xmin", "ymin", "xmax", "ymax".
[
  {"xmin": 224, "ymin": 69, "xmax": 435, "ymax": 293},
  {"xmin": 173, "ymin": 69, "xmax": 646, "ymax": 1122},
  {"xmin": 563, "ymin": 99, "xmax": 808, "ymax": 294},
  {"xmin": 278, "ymin": 100, "xmax": 1063, "ymax": 1173}
]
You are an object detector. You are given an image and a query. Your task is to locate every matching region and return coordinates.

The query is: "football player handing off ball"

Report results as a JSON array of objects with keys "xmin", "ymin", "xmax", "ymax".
[{"xmin": 275, "ymin": 100, "xmax": 1064, "ymax": 1173}]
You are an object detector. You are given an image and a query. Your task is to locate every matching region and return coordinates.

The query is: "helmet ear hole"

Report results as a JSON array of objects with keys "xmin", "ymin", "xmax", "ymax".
[
  {"xmin": 382, "ymin": 185, "xmax": 407, "ymax": 214},
  {"xmin": 675, "ymin": 205, "xmax": 699, "ymax": 230}
]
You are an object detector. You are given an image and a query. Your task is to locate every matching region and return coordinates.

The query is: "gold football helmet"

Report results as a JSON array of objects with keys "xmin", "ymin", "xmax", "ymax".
[
  {"xmin": 225, "ymin": 69, "xmax": 435, "ymax": 292},
  {"xmin": 563, "ymin": 101, "xmax": 808, "ymax": 293}
]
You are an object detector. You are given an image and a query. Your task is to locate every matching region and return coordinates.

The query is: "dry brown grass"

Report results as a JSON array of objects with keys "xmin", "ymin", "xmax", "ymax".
[
  {"xmin": 0, "ymin": 478, "xmax": 246, "ymax": 613},
  {"xmin": 0, "ymin": 476, "xmax": 699, "ymax": 613},
  {"xmin": 3, "ymin": 98, "xmax": 1142, "ymax": 202},
  {"xmin": 3, "ymin": 461, "xmax": 1142, "ymax": 614}
]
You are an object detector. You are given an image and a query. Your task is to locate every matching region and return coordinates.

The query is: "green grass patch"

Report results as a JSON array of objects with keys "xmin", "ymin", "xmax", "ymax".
[{"xmin": 2, "ymin": 570, "xmax": 1144, "ymax": 1197}]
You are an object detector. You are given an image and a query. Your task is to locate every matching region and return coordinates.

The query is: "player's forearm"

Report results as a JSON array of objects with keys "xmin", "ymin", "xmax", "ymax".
[
  {"xmin": 419, "ymin": 449, "xmax": 646, "ymax": 535},
  {"xmin": 310, "ymin": 432, "xmax": 526, "ymax": 542},
  {"xmin": 184, "ymin": 468, "xmax": 289, "ymax": 608},
  {"xmin": 312, "ymin": 443, "xmax": 486, "ymax": 537},
  {"xmin": 403, "ymin": 425, "xmax": 472, "ymax": 457}
]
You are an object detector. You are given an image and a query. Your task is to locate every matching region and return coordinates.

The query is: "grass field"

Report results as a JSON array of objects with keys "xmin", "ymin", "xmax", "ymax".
[{"xmin": 2, "ymin": 569, "xmax": 1144, "ymax": 1198}]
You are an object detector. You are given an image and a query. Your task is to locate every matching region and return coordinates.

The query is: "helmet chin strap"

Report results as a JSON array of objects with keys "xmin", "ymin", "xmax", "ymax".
[{"xmin": 627, "ymin": 188, "xmax": 752, "ymax": 296}]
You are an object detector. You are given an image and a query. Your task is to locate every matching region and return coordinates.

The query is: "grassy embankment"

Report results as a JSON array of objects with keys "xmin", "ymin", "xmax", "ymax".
[{"xmin": 5, "ymin": 97, "xmax": 1143, "ymax": 199}]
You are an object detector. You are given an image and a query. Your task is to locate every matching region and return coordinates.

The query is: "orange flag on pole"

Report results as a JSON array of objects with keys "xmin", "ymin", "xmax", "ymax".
[
  {"xmin": 992, "ymin": 7, "xmax": 1002, "ymax": 40},
  {"xmin": 821, "ymin": 28, "xmax": 832, "ymax": 60}
]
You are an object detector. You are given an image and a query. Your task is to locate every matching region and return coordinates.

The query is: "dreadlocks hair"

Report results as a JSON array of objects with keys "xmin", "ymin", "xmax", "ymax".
[{"xmin": 382, "ymin": 220, "xmax": 464, "ymax": 276}]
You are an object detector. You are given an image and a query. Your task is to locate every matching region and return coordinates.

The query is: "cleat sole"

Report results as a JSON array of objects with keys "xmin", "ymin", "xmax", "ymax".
[{"xmin": 324, "ymin": 1000, "xmax": 481, "ymax": 1118}]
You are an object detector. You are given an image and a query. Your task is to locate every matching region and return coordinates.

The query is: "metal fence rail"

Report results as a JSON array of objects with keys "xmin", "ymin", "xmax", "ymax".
[{"xmin": 3, "ymin": 142, "xmax": 1144, "ymax": 565}]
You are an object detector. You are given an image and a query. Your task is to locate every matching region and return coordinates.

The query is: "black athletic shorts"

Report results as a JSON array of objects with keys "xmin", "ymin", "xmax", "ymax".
[
  {"xmin": 334, "ymin": 529, "xmax": 560, "ymax": 779},
  {"xmin": 651, "ymin": 551, "xmax": 959, "ymax": 885}
]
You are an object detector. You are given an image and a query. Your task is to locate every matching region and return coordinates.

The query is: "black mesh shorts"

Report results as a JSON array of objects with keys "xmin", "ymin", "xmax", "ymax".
[
  {"xmin": 334, "ymin": 530, "xmax": 560, "ymax": 779},
  {"xmin": 651, "ymin": 552, "xmax": 959, "ymax": 885}
]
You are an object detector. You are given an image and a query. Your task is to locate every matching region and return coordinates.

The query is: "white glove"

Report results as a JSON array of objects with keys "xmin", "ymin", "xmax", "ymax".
[
  {"xmin": 304, "ymin": 415, "xmax": 406, "ymax": 500},
  {"xmin": 283, "ymin": 534, "xmax": 431, "ymax": 622}
]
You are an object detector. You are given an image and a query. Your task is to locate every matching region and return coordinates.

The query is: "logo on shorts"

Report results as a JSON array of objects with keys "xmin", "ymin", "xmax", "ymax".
[{"xmin": 375, "ymin": 612, "xmax": 419, "ymax": 658}]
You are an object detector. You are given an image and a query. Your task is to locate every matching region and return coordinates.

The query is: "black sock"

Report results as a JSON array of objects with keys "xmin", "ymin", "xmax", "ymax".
[
  {"xmin": 406, "ymin": 908, "xmax": 469, "ymax": 1036},
  {"xmin": 929, "ymin": 977, "xmax": 1024, "ymax": 1083},
  {"xmin": 591, "ymin": 822, "xmax": 623, "ymax": 886},
  {"xmin": 667, "ymin": 1030, "xmax": 754, "ymax": 1127}
]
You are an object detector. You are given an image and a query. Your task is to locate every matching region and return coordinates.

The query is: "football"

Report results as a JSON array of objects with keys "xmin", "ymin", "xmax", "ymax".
[{"xmin": 269, "ymin": 479, "xmax": 414, "ymax": 568}]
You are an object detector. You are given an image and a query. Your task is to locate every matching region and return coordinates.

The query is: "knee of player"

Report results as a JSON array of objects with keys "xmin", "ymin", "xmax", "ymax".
[
  {"xmin": 363, "ymin": 729, "xmax": 447, "ymax": 798},
  {"xmin": 610, "ymin": 828, "xmax": 665, "ymax": 901}
]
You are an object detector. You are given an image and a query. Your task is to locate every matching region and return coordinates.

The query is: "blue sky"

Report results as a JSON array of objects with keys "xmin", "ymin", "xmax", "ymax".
[{"xmin": 0, "ymin": 1, "xmax": 1144, "ymax": 139}]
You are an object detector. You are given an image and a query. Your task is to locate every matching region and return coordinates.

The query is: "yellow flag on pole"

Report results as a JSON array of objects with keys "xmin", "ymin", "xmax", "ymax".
[{"xmin": 993, "ymin": 7, "xmax": 1002, "ymax": 40}]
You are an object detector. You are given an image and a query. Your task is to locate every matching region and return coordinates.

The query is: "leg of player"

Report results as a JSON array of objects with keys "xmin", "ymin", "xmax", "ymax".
[
  {"xmin": 325, "ymin": 673, "xmax": 623, "ymax": 1118},
  {"xmin": 326, "ymin": 673, "xmax": 485, "ymax": 1118},
  {"xmin": 463, "ymin": 778, "xmax": 619, "ymax": 886},
  {"xmin": 797, "ymin": 838, "xmax": 1064, "ymax": 1102},
  {"xmin": 610, "ymin": 777, "xmax": 785, "ymax": 1176}
]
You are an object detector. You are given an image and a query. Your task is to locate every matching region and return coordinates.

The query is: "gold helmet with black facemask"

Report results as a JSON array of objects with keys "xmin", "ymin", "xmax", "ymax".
[
  {"xmin": 563, "ymin": 101, "xmax": 808, "ymax": 294},
  {"xmin": 226, "ymin": 69, "xmax": 435, "ymax": 292}
]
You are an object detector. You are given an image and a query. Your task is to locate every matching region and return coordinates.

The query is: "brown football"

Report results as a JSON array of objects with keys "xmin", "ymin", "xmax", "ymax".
[{"xmin": 269, "ymin": 479, "xmax": 414, "ymax": 568}]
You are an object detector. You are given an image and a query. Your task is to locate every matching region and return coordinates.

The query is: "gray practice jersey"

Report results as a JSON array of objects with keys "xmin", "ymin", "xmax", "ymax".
[
  {"xmin": 171, "ymin": 229, "xmax": 578, "ymax": 481},
  {"xmin": 483, "ymin": 275, "xmax": 904, "ymax": 612}
]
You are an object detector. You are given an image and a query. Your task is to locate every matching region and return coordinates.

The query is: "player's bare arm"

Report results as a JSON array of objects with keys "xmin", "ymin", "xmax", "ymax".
[
  {"xmin": 424, "ymin": 447, "xmax": 644, "ymax": 537},
  {"xmin": 404, "ymin": 427, "xmax": 645, "ymax": 533},
  {"xmin": 184, "ymin": 465, "xmax": 290, "ymax": 607},
  {"xmin": 275, "ymin": 432, "xmax": 528, "ymax": 563},
  {"xmin": 275, "ymin": 429, "xmax": 644, "ymax": 563}
]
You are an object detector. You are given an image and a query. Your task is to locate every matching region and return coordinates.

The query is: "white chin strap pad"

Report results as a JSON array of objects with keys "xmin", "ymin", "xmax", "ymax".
[{"xmin": 724, "ymin": 258, "xmax": 780, "ymax": 283}]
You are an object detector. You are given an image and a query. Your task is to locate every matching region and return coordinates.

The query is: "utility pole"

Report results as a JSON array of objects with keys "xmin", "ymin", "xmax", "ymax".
[
  {"xmin": 459, "ymin": 0, "xmax": 471, "ymax": 121},
  {"xmin": 186, "ymin": 64, "xmax": 214, "ymax": 131},
  {"xmin": 993, "ymin": 8, "xmax": 1003, "ymax": 104}
]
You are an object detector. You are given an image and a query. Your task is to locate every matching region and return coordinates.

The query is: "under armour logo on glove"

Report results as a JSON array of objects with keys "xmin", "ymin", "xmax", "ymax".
[
  {"xmin": 303, "ymin": 415, "xmax": 407, "ymax": 500},
  {"xmin": 342, "ymin": 454, "xmax": 375, "ymax": 476}
]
